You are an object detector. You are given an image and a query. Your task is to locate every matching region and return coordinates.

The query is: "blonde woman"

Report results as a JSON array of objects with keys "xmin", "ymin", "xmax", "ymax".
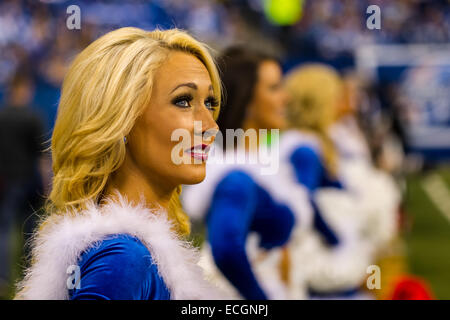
[
  {"xmin": 283, "ymin": 64, "xmax": 400, "ymax": 299},
  {"xmin": 281, "ymin": 64, "xmax": 373, "ymax": 299},
  {"xmin": 15, "ymin": 27, "xmax": 223, "ymax": 300}
]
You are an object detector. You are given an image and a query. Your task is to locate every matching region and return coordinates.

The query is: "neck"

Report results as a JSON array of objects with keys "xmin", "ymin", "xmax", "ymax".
[{"xmin": 103, "ymin": 155, "xmax": 175, "ymax": 211}]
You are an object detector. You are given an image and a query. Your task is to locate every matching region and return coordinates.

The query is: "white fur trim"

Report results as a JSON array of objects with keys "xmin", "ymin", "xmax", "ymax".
[
  {"xmin": 337, "ymin": 159, "xmax": 400, "ymax": 249},
  {"xmin": 15, "ymin": 196, "xmax": 224, "ymax": 300},
  {"xmin": 295, "ymin": 161, "xmax": 400, "ymax": 293},
  {"xmin": 278, "ymin": 129, "xmax": 399, "ymax": 294}
]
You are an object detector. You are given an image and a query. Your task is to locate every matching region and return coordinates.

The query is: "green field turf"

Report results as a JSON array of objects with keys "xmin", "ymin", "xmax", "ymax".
[{"xmin": 404, "ymin": 166, "xmax": 450, "ymax": 299}]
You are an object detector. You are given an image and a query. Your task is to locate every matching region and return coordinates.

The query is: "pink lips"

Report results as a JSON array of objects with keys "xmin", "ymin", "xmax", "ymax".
[{"xmin": 185, "ymin": 144, "xmax": 211, "ymax": 162}]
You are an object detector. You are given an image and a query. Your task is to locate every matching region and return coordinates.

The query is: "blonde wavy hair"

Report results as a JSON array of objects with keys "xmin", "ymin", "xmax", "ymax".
[
  {"xmin": 46, "ymin": 27, "xmax": 221, "ymax": 236},
  {"xmin": 284, "ymin": 63, "xmax": 343, "ymax": 176}
]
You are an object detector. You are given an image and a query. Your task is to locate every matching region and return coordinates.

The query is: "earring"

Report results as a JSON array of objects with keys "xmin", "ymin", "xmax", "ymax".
[{"xmin": 124, "ymin": 136, "xmax": 128, "ymax": 144}]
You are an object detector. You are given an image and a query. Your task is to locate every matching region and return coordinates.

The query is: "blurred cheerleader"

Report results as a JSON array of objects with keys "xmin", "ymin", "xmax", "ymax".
[
  {"xmin": 330, "ymin": 72, "xmax": 406, "ymax": 299},
  {"xmin": 330, "ymin": 72, "xmax": 401, "ymax": 255},
  {"xmin": 15, "ymin": 27, "xmax": 225, "ymax": 300},
  {"xmin": 182, "ymin": 47, "xmax": 311, "ymax": 300},
  {"xmin": 282, "ymin": 64, "xmax": 400, "ymax": 299}
]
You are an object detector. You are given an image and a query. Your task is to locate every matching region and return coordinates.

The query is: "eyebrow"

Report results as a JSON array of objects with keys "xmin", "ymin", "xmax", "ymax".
[{"xmin": 171, "ymin": 82, "xmax": 213, "ymax": 93}]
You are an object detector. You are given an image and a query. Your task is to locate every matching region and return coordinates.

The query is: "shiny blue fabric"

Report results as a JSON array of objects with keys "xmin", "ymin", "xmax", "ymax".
[
  {"xmin": 290, "ymin": 145, "xmax": 364, "ymax": 297},
  {"xmin": 69, "ymin": 234, "xmax": 170, "ymax": 300},
  {"xmin": 289, "ymin": 146, "xmax": 342, "ymax": 246},
  {"xmin": 206, "ymin": 170, "xmax": 295, "ymax": 300},
  {"xmin": 289, "ymin": 146, "xmax": 344, "ymax": 191}
]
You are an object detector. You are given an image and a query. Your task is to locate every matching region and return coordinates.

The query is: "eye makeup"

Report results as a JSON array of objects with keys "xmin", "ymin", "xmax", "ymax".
[
  {"xmin": 171, "ymin": 94, "xmax": 193, "ymax": 108},
  {"xmin": 205, "ymin": 96, "xmax": 219, "ymax": 111},
  {"xmin": 171, "ymin": 93, "xmax": 219, "ymax": 111}
]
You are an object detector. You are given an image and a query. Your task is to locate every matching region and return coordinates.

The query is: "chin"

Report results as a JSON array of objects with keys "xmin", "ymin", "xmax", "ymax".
[
  {"xmin": 265, "ymin": 116, "xmax": 287, "ymax": 131},
  {"xmin": 268, "ymin": 121, "xmax": 286, "ymax": 131},
  {"xmin": 180, "ymin": 164, "xmax": 206, "ymax": 185}
]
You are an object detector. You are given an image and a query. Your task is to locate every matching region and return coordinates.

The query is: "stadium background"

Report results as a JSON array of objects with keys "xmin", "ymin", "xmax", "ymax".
[{"xmin": 0, "ymin": 0, "xmax": 449, "ymax": 299}]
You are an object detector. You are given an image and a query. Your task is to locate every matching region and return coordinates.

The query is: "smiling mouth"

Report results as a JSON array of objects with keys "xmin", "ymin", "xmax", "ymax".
[{"xmin": 185, "ymin": 144, "xmax": 211, "ymax": 162}]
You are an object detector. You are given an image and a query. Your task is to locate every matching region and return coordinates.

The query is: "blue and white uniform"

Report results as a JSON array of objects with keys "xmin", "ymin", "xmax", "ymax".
[
  {"xmin": 182, "ymin": 143, "xmax": 312, "ymax": 300},
  {"xmin": 329, "ymin": 117, "xmax": 400, "ymax": 257},
  {"xmin": 15, "ymin": 196, "xmax": 223, "ymax": 300},
  {"xmin": 280, "ymin": 129, "xmax": 374, "ymax": 299}
]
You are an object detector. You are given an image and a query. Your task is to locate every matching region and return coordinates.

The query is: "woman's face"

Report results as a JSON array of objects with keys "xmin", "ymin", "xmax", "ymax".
[
  {"xmin": 337, "ymin": 74, "xmax": 360, "ymax": 119},
  {"xmin": 246, "ymin": 60, "xmax": 288, "ymax": 130},
  {"xmin": 127, "ymin": 51, "xmax": 219, "ymax": 189}
]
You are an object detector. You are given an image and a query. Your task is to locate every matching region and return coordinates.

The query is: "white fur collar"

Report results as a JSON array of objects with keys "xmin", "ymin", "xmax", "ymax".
[{"xmin": 15, "ymin": 196, "xmax": 223, "ymax": 300}]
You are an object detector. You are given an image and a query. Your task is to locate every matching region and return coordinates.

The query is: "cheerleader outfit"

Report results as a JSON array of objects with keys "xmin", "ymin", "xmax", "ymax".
[
  {"xmin": 280, "ymin": 129, "xmax": 375, "ymax": 299},
  {"xmin": 15, "ymin": 196, "xmax": 223, "ymax": 300},
  {"xmin": 182, "ymin": 144, "xmax": 311, "ymax": 300}
]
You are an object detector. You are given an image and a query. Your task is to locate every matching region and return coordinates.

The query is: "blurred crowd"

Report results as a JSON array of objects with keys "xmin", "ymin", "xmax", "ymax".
[
  {"xmin": 0, "ymin": 0, "xmax": 448, "ymax": 299},
  {"xmin": 0, "ymin": 0, "xmax": 448, "ymax": 164}
]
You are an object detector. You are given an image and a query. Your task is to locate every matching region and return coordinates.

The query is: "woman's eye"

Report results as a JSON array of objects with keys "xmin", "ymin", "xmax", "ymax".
[
  {"xmin": 270, "ymin": 83, "xmax": 281, "ymax": 91},
  {"xmin": 205, "ymin": 97, "xmax": 219, "ymax": 110},
  {"xmin": 175, "ymin": 99, "xmax": 190, "ymax": 108},
  {"xmin": 172, "ymin": 95, "xmax": 193, "ymax": 108}
]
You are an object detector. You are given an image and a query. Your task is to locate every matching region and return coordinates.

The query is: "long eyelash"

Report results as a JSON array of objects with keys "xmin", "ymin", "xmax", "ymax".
[
  {"xmin": 205, "ymin": 96, "xmax": 219, "ymax": 109},
  {"xmin": 171, "ymin": 94, "xmax": 193, "ymax": 106}
]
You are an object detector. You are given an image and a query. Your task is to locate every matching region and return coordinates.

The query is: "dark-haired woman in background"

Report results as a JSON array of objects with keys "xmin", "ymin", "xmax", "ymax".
[{"xmin": 182, "ymin": 47, "xmax": 309, "ymax": 300}]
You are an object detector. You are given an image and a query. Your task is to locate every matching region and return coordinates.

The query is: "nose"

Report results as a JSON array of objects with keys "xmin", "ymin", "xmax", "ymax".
[{"xmin": 195, "ymin": 106, "xmax": 219, "ymax": 142}]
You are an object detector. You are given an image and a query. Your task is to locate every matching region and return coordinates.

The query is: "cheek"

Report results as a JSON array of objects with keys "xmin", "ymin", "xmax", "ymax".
[
  {"xmin": 147, "ymin": 117, "xmax": 190, "ymax": 168},
  {"xmin": 258, "ymin": 91, "xmax": 283, "ymax": 118},
  {"xmin": 128, "ymin": 113, "xmax": 176, "ymax": 176},
  {"xmin": 257, "ymin": 91, "xmax": 286, "ymax": 126},
  {"xmin": 131, "ymin": 112, "xmax": 206, "ymax": 184}
]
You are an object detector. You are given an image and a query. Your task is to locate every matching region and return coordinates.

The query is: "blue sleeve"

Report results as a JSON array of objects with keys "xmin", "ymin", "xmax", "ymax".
[
  {"xmin": 251, "ymin": 185, "xmax": 295, "ymax": 250},
  {"xmin": 321, "ymin": 174, "xmax": 344, "ymax": 189},
  {"xmin": 69, "ymin": 234, "xmax": 170, "ymax": 300},
  {"xmin": 206, "ymin": 171, "xmax": 267, "ymax": 300},
  {"xmin": 289, "ymin": 146, "xmax": 323, "ymax": 191},
  {"xmin": 289, "ymin": 146, "xmax": 340, "ymax": 246},
  {"xmin": 310, "ymin": 196, "xmax": 340, "ymax": 246}
]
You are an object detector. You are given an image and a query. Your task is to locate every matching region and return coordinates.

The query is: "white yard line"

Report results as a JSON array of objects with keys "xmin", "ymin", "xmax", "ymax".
[{"xmin": 422, "ymin": 174, "xmax": 450, "ymax": 224}]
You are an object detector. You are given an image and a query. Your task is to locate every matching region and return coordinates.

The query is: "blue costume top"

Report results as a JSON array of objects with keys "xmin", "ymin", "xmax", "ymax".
[
  {"xmin": 290, "ymin": 146, "xmax": 343, "ymax": 192},
  {"xmin": 69, "ymin": 234, "xmax": 170, "ymax": 300},
  {"xmin": 289, "ymin": 146, "xmax": 343, "ymax": 246},
  {"xmin": 289, "ymin": 145, "xmax": 366, "ymax": 298},
  {"xmin": 206, "ymin": 170, "xmax": 295, "ymax": 300}
]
